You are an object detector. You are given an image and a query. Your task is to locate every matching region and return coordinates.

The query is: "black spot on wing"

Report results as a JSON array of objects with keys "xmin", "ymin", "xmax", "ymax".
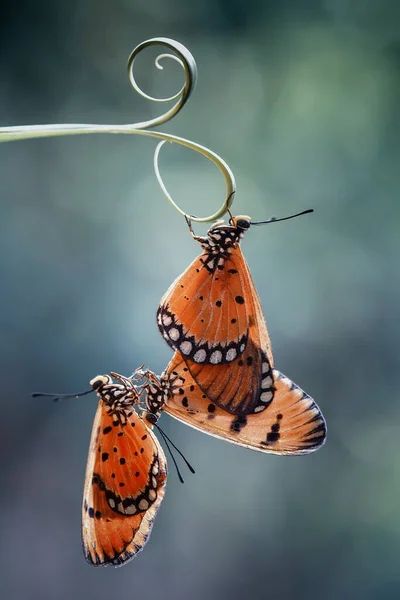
[
  {"xmin": 265, "ymin": 431, "xmax": 280, "ymax": 443},
  {"xmin": 230, "ymin": 415, "xmax": 247, "ymax": 433}
]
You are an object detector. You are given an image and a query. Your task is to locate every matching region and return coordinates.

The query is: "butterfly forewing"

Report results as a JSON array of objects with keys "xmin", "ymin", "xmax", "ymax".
[
  {"xmin": 150, "ymin": 354, "xmax": 326, "ymax": 455},
  {"xmin": 158, "ymin": 249, "xmax": 250, "ymax": 363},
  {"xmin": 82, "ymin": 378, "xmax": 167, "ymax": 567}
]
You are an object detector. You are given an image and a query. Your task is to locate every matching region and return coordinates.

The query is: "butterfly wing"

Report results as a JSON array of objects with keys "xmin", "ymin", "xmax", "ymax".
[
  {"xmin": 158, "ymin": 237, "xmax": 274, "ymax": 414},
  {"xmin": 240, "ymin": 250, "xmax": 273, "ymax": 358},
  {"xmin": 82, "ymin": 401, "xmax": 167, "ymax": 567},
  {"xmin": 159, "ymin": 354, "xmax": 326, "ymax": 455},
  {"xmin": 184, "ymin": 338, "xmax": 274, "ymax": 415},
  {"xmin": 158, "ymin": 244, "xmax": 273, "ymax": 366}
]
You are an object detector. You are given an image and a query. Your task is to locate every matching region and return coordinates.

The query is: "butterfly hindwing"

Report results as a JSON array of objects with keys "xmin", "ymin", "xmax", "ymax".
[
  {"xmin": 184, "ymin": 339, "xmax": 274, "ymax": 415},
  {"xmin": 148, "ymin": 356, "xmax": 326, "ymax": 455},
  {"xmin": 82, "ymin": 376, "xmax": 167, "ymax": 567}
]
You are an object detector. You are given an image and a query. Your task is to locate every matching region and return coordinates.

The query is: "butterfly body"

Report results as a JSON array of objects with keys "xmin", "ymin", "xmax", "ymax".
[
  {"xmin": 82, "ymin": 374, "xmax": 167, "ymax": 567},
  {"xmin": 157, "ymin": 216, "xmax": 274, "ymax": 415}
]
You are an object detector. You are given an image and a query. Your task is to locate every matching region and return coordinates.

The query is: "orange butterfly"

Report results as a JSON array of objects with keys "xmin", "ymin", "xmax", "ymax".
[
  {"xmin": 80, "ymin": 373, "xmax": 166, "ymax": 566},
  {"xmin": 142, "ymin": 351, "xmax": 326, "ymax": 455},
  {"xmin": 157, "ymin": 212, "xmax": 311, "ymax": 416}
]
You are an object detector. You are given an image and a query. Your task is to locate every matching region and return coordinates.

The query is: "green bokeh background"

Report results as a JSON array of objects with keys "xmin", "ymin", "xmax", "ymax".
[{"xmin": 1, "ymin": 2, "xmax": 399, "ymax": 599}]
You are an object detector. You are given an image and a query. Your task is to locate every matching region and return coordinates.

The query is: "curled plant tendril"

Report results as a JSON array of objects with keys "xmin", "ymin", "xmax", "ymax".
[
  {"xmin": 125, "ymin": 37, "xmax": 197, "ymax": 130},
  {"xmin": 0, "ymin": 37, "xmax": 235, "ymax": 223},
  {"xmin": 132, "ymin": 54, "xmax": 184, "ymax": 101},
  {"xmin": 154, "ymin": 141, "xmax": 235, "ymax": 221}
]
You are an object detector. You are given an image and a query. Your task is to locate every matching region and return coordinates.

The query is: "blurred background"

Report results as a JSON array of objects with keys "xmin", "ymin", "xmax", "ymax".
[{"xmin": 1, "ymin": 1, "xmax": 399, "ymax": 599}]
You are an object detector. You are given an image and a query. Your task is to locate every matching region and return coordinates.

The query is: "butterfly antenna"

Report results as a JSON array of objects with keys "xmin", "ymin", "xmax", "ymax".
[
  {"xmin": 251, "ymin": 208, "xmax": 313, "ymax": 225},
  {"xmin": 32, "ymin": 389, "xmax": 94, "ymax": 403},
  {"xmin": 156, "ymin": 427, "xmax": 185, "ymax": 483},
  {"xmin": 155, "ymin": 424, "xmax": 195, "ymax": 483},
  {"xmin": 155, "ymin": 424, "xmax": 195, "ymax": 474}
]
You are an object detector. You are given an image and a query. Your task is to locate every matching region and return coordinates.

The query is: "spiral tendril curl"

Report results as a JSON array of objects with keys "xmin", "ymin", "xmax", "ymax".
[
  {"xmin": 130, "ymin": 53, "xmax": 185, "ymax": 103},
  {"xmin": 0, "ymin": 37, "xmax": 235, "ymax": 222}
]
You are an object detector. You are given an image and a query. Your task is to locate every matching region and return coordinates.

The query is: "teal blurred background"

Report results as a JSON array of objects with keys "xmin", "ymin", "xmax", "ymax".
[{"xmin": 1, "ymin": 1, "xmax": 399, "ymax": 599}]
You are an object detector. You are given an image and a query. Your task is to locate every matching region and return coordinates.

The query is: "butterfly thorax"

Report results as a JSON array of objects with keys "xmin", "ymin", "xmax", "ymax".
[
  {"xmin": 145, "ymin": 384, "xmax": 167, "ymax": 419},
  {"xmin": 193, "ymin": 217, "xmax": 250, "ymax": 273},
  {"xmin": 145, "ymin": 370, "xmax": 184, "ymax": 419},
  {"xmin": 91, "ymin": 376, "xmax": 140, "ymax": 423}
]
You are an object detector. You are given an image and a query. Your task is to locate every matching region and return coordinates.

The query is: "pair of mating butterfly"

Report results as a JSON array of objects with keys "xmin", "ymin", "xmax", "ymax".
[{"xmin": 39, "ymin": 211, "xmax": 326, "ymax": 567}]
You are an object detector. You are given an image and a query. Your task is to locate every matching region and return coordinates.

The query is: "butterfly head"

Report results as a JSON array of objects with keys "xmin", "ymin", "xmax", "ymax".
[
  {"xmin": 90, "ymin": 373, "xmax": 140, "ymax": 412},
  {"xmin": 209, "ymin": 214, "xmax": 251, "ymax": 232},
  {"xmin": 90, "ymin": 374, "xmax": 113, "ymax": 390},
  {"xmin": 230, "ymin": 215, "xmax": 252, "ymax": 230}
]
